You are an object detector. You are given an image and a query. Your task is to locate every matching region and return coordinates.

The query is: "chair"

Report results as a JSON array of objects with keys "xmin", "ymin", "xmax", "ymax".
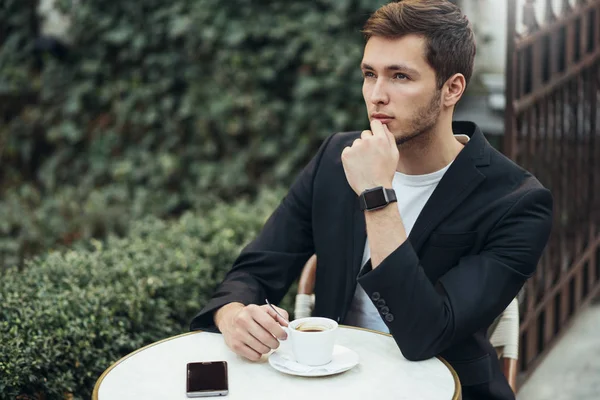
[
  {"xmin": 488, "ymin": 297, "xmax": 519, "ymax": 392},
  {"xmin": 294, "ymin": 254, "xmax": 317, "ymax": 320},
  {"xmin": 294, "ymin": 255, "xmax": 520, "ymax": 392}
]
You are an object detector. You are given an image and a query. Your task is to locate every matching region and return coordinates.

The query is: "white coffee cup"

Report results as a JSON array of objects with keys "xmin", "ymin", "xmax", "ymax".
[{"xmin": 283, "ymin": 317, "xmax": 338, "ymax": 366}]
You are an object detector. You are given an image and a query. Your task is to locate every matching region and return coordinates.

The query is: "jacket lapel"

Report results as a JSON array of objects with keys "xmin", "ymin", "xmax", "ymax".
[{"xmin": 408, "ymin": 123, "xmax": 490, "ymax": 253}]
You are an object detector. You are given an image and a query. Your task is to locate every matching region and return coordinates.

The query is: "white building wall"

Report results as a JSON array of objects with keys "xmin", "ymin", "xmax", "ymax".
[{"xmin": 462, "ymin": 0, "xmax": 572, "ymax": 75}]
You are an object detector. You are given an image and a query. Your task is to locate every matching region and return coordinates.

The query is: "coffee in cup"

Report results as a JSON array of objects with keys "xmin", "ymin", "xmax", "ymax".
[
  {"xmin": 295, "ymin": 327, "xmax": 326, "ymax": 333},
  {"xmin": 284, "ymin": 317, "xmax": 338, "ymax": 366},
  {"xmin": 294, "ymin": 322, "xmax": 331, "ymax": 333}
]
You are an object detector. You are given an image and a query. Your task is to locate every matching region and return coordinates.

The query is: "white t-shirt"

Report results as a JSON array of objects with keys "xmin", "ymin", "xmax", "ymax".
[{"xmin": 343, "ymin": 135, "xmax": 469, "ymax": 333}]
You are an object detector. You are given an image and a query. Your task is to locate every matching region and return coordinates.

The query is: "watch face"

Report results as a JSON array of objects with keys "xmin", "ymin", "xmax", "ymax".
[{"xmin": 363, "ymin": 188, "xmax": 387, "ymax": 209}]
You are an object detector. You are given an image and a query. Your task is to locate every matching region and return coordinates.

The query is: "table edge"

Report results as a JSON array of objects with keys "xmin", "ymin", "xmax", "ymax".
[{"xmin": 92, "ymin": 325, "xmax": 461, "ymax": 400}]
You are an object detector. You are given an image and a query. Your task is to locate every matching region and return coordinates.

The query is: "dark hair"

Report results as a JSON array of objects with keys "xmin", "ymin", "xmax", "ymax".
[{"xmin": 362, "ymin": 0, "xmax": 476, "ymax": 89}]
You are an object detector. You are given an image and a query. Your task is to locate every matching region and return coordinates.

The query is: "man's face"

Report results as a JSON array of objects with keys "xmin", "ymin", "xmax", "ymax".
[{"xmin": 361, "ymin": 35, "xmax": 442, "ymax": 145}]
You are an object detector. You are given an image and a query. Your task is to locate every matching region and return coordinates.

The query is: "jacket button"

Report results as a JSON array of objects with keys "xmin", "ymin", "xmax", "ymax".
[
  {"xmin": 377, "ymin": 299, "xmax": 386, "ymax": 307},
  {"xmin": 385, "ymin": 314, "xmax": 394, "ymax": 322},
  {"xmin": 371, "ymin": 292, "xmax": 381, "ymax": 301},
  {"xmin": 380, "ymin": 306, "xmax": 389, "ymax": 315}
]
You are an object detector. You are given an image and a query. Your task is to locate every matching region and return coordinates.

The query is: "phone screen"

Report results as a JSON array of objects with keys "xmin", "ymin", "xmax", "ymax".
[{"xmin": 186, "ymin": 361, "xmax": 228, "ymax": 396}]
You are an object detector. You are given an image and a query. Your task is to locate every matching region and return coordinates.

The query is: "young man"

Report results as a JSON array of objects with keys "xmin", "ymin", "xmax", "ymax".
[{"xmin": 191, "ymin": 1, "xmax": 553, "ymax": 399}]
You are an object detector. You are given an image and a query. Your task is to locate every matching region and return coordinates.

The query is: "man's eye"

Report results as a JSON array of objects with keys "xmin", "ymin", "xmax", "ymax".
[
  {"xmin": 363, "ymin": 71, "xmax": 375, "ymax": 78},
  {"xmin": 394, "ymin": 73, "xmax": 408, "ymax": 80}
]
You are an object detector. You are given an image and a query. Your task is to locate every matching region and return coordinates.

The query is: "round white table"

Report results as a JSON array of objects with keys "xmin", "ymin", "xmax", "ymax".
[{"xmin": 93, "ymin": 326, "xmax": 461, "ymax": 399}]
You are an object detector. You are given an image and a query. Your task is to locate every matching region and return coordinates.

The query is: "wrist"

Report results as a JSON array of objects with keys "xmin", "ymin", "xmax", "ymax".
[
  {"xmin": 364, "ymin": 203, "xmax": 398, "ymax": 217},
  {"xmin": 214, "ymin": 302, "xmax": 244, "ymax": 330}
]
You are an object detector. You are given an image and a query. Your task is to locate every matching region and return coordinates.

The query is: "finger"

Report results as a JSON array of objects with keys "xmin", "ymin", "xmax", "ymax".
[
  {"xmin": 246, "ymin": 317, "xmax": 281, "ymax": 350},
  {"xmin": 370, "ymin": 119, "xmax": 394, "ymax": 148},
  {"xmin": 241, "ymin": 326, "xmax": 274, "ymax": 354},
  {"xmin": 360, "ymin": 130, "xmax": 373, "ymax": 140},
  {"xmin": 274, "ymin": 305, "xmax": 289, "ymax": 322},
  {"xmin": 230, "ymin": 339, "xmax": 263, "ymax": 361},
  {"xmin": 341, "ymin": 146, "xmax": 351, "ymax": 160},
  {"xmin": 236, "ymin": 319, "xmax": 276, "ymax": 354},
  {"xmin": 261, "ymin": 305, "xmax": 289, "ymax": 330},
  {"xmin": 370, "ymin": 119, "xmax": 386, "ymax": 138},
  {"xmin": 382, "ymin": 123, "xmax": 396, "ymax": 147}
]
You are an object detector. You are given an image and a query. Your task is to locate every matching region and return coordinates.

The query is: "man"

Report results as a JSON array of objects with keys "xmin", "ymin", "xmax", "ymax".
[{"xmin": 190, "ymin": 1, "xmax": 553, "ymax": 399}]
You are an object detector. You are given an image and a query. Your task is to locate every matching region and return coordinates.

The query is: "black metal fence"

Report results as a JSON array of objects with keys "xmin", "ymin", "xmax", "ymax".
[{"xmin": 505, "ymin": 0, "xmax": 600, "ymax": 384}]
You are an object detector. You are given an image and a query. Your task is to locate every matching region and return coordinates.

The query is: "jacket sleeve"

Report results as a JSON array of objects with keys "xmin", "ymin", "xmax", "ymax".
[
  {"xmin": 357, "ymin": 187, "xmax": 553, "ymax": 361},
  {"xmin": 189, "ymin": 133, "xmax": 335, "ymax": 332}
]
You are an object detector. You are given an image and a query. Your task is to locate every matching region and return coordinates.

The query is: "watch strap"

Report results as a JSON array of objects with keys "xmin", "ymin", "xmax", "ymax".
[{"xmin": 385, "ymin": 188, "xmax": 397, "ymax": 203}]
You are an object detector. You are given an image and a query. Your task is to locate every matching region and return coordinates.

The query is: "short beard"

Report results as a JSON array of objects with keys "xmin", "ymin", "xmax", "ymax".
[{"xmin": 395, "ymin": 89, "xmax": 442, "ymax": 147}]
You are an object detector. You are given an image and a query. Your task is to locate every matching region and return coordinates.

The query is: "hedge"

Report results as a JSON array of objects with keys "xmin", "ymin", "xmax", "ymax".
[
  {"xmin": 0, "ymin": 0, "xmax": 38, "ymax": 92},
  {"xmin": 0, "ymin": 0, "xmax": 387, "ymax": 268},
  {"xmin": 0, "ymin": 187, "xmax": 296, "ymax": 399}
]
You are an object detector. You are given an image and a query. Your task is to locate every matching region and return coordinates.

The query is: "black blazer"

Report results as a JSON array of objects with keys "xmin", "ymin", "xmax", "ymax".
[{"xmin": 191, "ymin": 121, "xmax": 553, "ymax": 400}]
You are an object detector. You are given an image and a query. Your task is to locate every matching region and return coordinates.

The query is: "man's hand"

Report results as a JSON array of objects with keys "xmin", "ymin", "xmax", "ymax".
[
  {"xmin": 214, "ymin": 302, "xmax": 289, "ymax": 361},
  {"xmin": 341, "ymin": 120, "xmax": 399, "ymax": 195}
]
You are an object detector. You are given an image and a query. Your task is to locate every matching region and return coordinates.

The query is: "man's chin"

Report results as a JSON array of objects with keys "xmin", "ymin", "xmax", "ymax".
[{"xmin": 394, "ymin": 131, "xmax": 424, "ymax": 146}]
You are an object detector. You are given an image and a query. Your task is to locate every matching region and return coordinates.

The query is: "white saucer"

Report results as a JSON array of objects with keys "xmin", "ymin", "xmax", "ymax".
[{"xmin": 268, "ymin": 345, "xmax": 359, "ymax": 377}]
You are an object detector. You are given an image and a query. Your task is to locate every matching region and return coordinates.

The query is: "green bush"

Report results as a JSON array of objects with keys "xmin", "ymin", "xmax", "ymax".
[
  {"xmin": 0, "ymin": 182, "xmax": 210, "ymax": 270},
  {"xmin": 0, "ymin": 0, "xmax": 38, "ymax": 92},
  {"xmin": 0, "ymin": 187, "xmax": 295, "ymax": 399},
  {"xmin": 0, "ymin": 0, "xmax": 385, "ymax": 268}
]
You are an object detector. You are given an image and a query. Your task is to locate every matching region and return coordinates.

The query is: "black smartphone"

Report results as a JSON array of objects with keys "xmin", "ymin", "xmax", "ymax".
[{"xmin": 186, "ymin": 361, "xmax": 229, "ymax": 397}]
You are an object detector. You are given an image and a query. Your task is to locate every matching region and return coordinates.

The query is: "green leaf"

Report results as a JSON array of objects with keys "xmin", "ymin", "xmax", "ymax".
[
  {"xmin": 169, "ymin": 16, "xmax": 191, "ymax": 38},
  {"xmin": 103, "ymin": 26, "xmax": 134, "ymax": 45}
]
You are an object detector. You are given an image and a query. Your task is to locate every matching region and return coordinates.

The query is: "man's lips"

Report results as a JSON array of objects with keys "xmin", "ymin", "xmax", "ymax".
[{"xmin": 371, "ymin": 114, "xmax": 394, "ymax": 123}]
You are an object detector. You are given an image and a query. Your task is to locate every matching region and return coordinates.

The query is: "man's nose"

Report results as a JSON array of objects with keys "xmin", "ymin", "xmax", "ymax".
[{"xmin": 370, "ymin": 79, "xmax": 389, "ymax": 105}]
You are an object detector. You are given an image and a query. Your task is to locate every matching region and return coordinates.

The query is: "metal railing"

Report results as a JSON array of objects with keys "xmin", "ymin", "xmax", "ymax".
[{"xmin": 505, "ymin": 0, "xmax": 600, "ymax": 383}]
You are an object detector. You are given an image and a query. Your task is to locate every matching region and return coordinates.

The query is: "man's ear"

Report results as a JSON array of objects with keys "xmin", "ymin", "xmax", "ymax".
[{"xmin": 442, "ymin": 73, "xmax": 466, "ymax": 108}]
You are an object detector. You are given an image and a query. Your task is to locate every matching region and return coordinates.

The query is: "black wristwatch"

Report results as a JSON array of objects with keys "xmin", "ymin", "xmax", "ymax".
[{"xmin": 359, "ymin": 186, "xmax": 397, "ymax": 211}]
